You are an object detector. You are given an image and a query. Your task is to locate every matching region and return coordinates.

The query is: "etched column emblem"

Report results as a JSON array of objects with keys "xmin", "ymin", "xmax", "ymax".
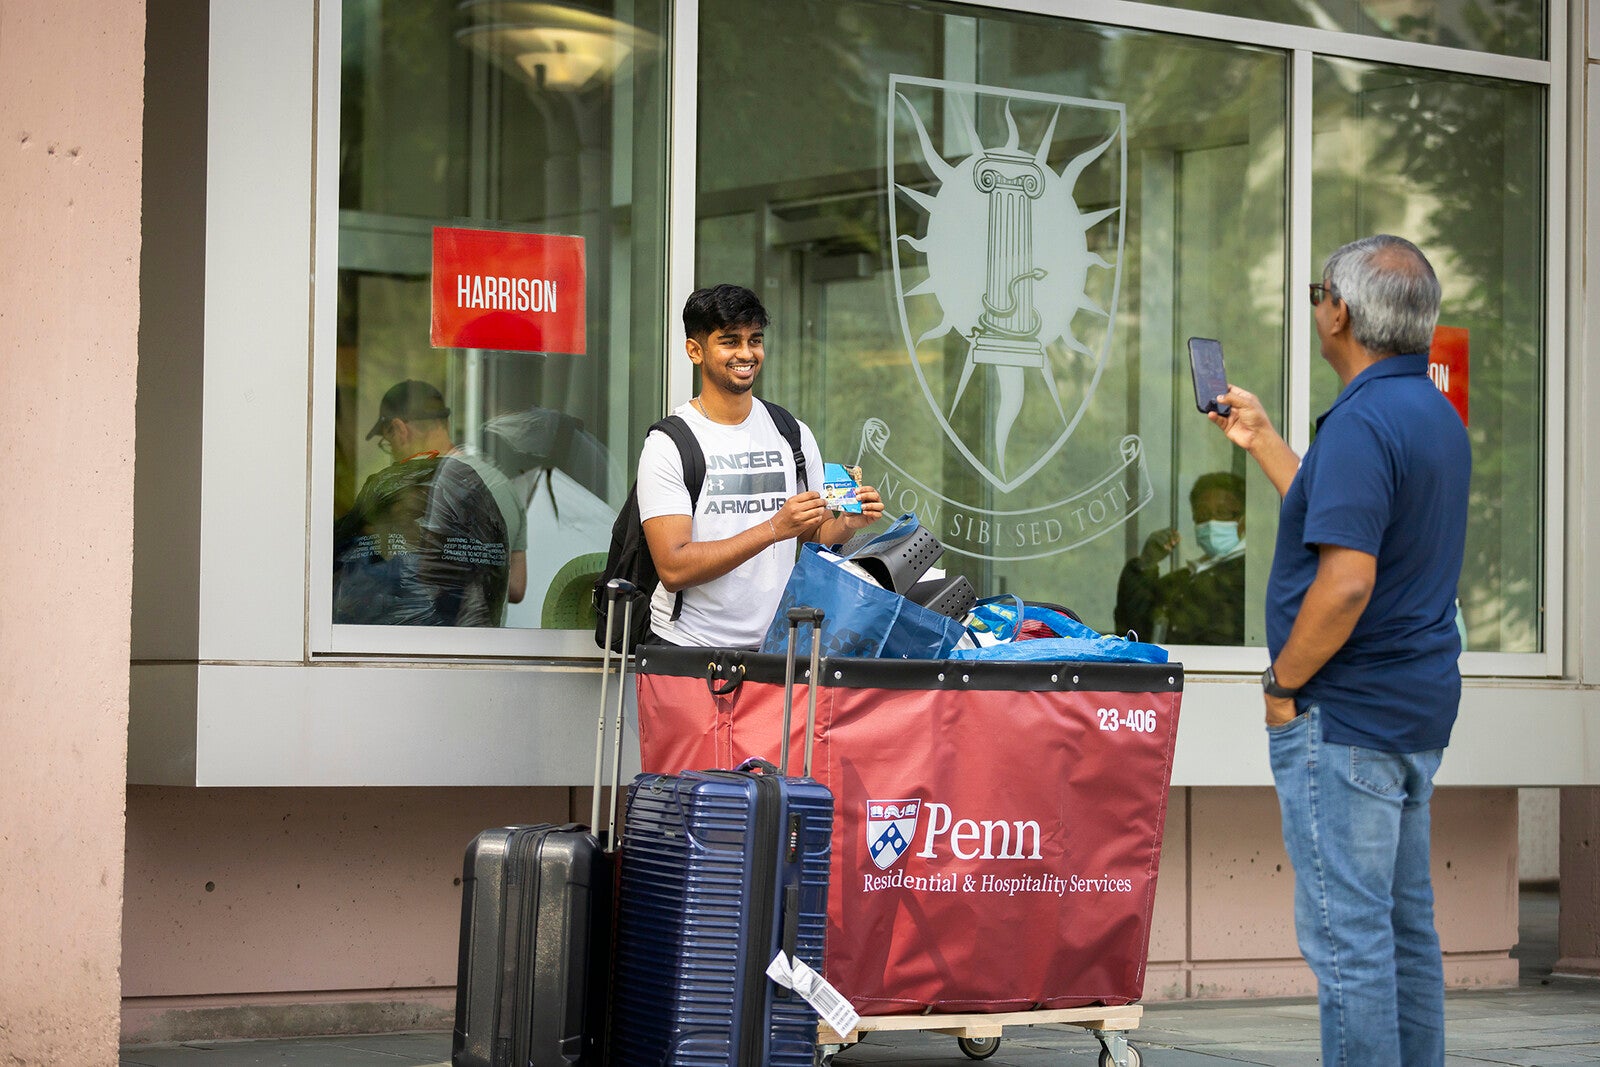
[
  {"xmin": 869, "ymin": 75, "xmax": 1151, "ymax": 561},
  {"xmin": 957, "ymin": 149, "xmax": 1053, "ymax": 471}
]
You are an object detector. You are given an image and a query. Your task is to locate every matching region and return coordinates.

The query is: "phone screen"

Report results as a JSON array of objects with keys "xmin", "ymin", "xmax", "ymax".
[{"xmin": 1187, "ymin": 337, "xmax": 1230, "ymax": 415}]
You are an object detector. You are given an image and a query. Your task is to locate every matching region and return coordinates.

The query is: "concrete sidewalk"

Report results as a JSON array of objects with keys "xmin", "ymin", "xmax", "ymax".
[
  {"xmin": 117, "ymin": 978, "xmax": 1600, "ymax": 1067},
  {"xmin": 122, "ymin": 891, "xmax": 1600, "ymax": 1066}
]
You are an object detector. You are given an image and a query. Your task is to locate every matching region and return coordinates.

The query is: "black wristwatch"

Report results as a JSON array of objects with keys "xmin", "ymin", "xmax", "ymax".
[{"xmin": 1262, "ymin": 664, "xmax": 1300, "ymax": 699}]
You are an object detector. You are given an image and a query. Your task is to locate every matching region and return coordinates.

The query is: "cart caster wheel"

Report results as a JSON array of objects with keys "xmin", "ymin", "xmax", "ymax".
[
  {"xmin": 958, "ymin": 1036, "xmax": 1001, "ymax": 1059},
  {"xmin": 814, "ymin": 1042, "xmax": 843, "ymax": 1067},
  {"xmin": 1097, "ymin": 1044, "xmax": 1142, "ymax": 1067}
]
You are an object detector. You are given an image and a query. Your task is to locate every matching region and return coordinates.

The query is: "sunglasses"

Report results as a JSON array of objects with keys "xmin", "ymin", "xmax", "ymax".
[{"xmin": 1308, "ymin": 282, "xmax": 1338, "ymax": 306}]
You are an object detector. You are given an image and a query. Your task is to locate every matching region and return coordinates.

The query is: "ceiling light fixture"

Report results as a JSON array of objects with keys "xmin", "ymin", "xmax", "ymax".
[{"xmin": 456, "ymin": 1, "xmax": 661, "ymax": 93}]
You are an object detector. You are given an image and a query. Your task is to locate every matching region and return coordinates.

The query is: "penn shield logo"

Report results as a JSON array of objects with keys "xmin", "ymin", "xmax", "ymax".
[{"xmin": 866, "ymin": 799, "xmax": 922, "ymax": 871}]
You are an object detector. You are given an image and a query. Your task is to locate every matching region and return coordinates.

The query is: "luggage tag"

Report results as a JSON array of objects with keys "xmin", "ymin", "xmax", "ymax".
[{"xmin": 766, "ymin": 951, "xmax": 859, "ymax": 1036}]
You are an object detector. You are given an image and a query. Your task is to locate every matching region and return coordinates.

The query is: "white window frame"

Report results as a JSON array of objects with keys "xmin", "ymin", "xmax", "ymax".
[
  {"xmin": 665, "ymin": 0, "xmax": 1566, "ymax": 679},
  {"xmin": 307, "ymin": 0, "xmax": 679, "ymax": 660},
  {"xmin": 308, "ymin": 0, "xmax": 1564, "ymax": 676}
]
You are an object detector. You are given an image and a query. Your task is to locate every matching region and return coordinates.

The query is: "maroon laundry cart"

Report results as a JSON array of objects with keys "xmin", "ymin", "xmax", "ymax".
[{"xmin": 634, "ymin": 645, "xmax": 1183, "ymax": 1017}]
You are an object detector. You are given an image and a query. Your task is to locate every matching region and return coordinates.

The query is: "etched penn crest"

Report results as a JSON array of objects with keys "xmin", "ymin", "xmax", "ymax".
[{"xmin": 888, "ymin": 75, "xmax": 1127, "ymax": 493}]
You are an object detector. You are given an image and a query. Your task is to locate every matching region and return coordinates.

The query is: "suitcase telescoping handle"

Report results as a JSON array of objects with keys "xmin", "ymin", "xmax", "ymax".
[
  {"xmin": 593, "ymin": 578, "xmax": 639, "ymax": 850},
  {"xmin": 779, "ymin": 606, "xmax": 825, "ymax": 779}
]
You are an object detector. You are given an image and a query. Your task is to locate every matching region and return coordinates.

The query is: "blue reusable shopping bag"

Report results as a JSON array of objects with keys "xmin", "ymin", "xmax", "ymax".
[
  {"xmin": 758, "ymin": 541, "xmax": 966, "ymax": 659},
  {"xmin": 963, "ymin": 594, "xmax": 1027, "ymax": 643},
  {"xmin": 950, "ymin": 599, "xmax": 1169, "ymax": 664}
]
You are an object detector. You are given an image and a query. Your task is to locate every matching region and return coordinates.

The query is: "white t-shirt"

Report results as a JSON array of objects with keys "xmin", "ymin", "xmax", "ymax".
[{"xmin": 635, "ymin": 401, "xmax": 822, "ymax": 648}]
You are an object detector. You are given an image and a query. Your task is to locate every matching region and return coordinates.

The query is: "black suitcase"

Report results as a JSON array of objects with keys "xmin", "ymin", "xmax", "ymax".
[
  {"xmin": 451, "ymin": 580, "xmax": 640, "ymax": 1067},
  {"xmin": 452, "ymin": 824, "xmax": 608, "ymax": 1067},
  {"xmin": 609, "ymin": 608, "xmax": 835, "ymax": 1067}
]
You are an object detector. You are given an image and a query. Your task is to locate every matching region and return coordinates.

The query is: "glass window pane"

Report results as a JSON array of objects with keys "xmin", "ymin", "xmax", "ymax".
[
  {"xmin": 695, "ymin": 0, "xmax": 1287, "ymax": 646},
  {"xmin": 332, "ymin": 0, "xmax": 668, "ymax": 632},
  {"xmin": 1310, "ymin": 57, "xmax": 1545, "ymax": 653},
  {"xmin": 1149, "ymin": 0, "xmax": 1544, "ymax": 59}
]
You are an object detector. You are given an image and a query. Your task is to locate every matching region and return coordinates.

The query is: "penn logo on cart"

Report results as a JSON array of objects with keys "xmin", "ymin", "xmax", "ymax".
[
  {"xmin": 866, "ymin": 798, "xmax": 1048, "ymax": 872},
  {"xmin": 866, "ymin": 799, "xmax": 922, "ymax": 871}
]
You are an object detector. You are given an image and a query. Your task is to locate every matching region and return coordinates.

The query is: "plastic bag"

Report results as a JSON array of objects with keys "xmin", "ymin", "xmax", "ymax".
[
  {"xmin": 964, "ymin": 594, "xmax": 1026, "ymax": 644},
  {"xmin": 949, "ymin": 601, "xmax": 1168, "ymax": 664}
]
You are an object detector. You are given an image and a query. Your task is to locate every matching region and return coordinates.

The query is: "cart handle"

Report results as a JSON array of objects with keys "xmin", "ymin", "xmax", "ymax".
[{"xmin": 704, "ymin": 657, "xmax": 746, "ymax": 696}]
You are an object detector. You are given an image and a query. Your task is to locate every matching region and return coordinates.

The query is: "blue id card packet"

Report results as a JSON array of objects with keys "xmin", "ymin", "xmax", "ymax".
[{"xmin": 821, "ymin": 462, "xmax": 863, "ymax": 513}]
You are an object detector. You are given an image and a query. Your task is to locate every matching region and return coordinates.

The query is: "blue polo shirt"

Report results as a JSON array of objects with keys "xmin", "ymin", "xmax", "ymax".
[{"xmin": 1266, "ymin": 353, "xmax": 1471, "ymax": 753}]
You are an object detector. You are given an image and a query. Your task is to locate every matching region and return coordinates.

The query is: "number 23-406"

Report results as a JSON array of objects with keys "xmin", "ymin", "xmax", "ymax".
[{"xmin": 1097, "ymin": 708, "xmax": 1157, "ymax": 733}]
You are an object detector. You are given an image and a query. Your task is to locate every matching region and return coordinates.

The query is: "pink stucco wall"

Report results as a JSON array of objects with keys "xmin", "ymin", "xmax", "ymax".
[
  {"xmin": 1144, "ymin": 787, "xmax": 1517, "ymax": 1000},
  {"xmin": 0, "ymin": 2, "xmax": 145, "ymax": 1063},
  {"xmin": 121, "ymin": 786, "xmax": 575, "ymax": 1043},
  {"xmin": 119, "ymin": 783, "xmax": 1518, "ymax": 1042},
  {"xmin": 1558, "ymin": 787, "xmax": 1600, "ymax": 975}
]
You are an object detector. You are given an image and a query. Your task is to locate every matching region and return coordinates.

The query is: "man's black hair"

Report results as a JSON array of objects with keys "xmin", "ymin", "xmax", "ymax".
[{"xmin": 682, "ymin": 284, "xmax": 770, "ymax": 341}]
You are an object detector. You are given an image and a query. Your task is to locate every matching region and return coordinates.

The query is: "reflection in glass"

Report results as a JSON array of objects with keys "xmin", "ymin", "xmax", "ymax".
[
  {"xmin": 334, "ymin": 381, "xmax": 515, "ymax": 626},
  {"xmin": 698, "ymin": 0, "xmax": 1286, "ymax": 643},
  {"xmin": 1310, "ymin": 57, "xmax": 1544, "ymax": 653},
  {"xmin": 1114, "ymin": 471, "xmax": 1247, "ymax": 644},
  {"xmin": 333, "ymin": 0, "xmax": 668, "ymax": 630},
  {"xmin": 1148, "ymin": 0, "xmax": 1544, "ymax": 59}
]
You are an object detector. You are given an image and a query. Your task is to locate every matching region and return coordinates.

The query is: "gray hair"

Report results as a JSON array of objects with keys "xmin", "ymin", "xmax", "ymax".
[{"xmin": 1322, "ymin": 235, "xmax": 1441, "ymax": 355}]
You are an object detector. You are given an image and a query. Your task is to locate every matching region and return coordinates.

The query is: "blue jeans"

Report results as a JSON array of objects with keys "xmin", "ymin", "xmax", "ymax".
[{"xmin": 1268, "ymin": 704, "xmax": 1446, "ymax": 1067}]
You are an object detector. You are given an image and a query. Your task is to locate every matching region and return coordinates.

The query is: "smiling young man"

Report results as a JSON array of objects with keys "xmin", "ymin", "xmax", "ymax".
[{"xmin": 634, "ymin": 284, "xmax": 884, "ymax": 648}]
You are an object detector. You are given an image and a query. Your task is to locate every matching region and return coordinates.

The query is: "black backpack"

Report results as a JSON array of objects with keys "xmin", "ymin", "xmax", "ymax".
[{"xmin": 593, "ymin": 401, "xmax": 806, "ymax": 653}]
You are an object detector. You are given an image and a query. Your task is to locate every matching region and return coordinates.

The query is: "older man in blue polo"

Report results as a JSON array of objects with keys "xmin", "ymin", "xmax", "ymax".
[{"xmin": 1209, "ymin": 234, "xmax": 1470, "ymax": 1066}]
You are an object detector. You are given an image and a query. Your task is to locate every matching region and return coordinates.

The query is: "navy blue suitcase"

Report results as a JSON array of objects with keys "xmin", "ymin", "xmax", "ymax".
[{"xmin": 610, "ymin": 609, "xmax": 834, "ymax": 1067}]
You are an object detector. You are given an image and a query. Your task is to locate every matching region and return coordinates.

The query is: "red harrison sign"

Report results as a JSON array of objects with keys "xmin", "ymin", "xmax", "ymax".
[
  {"xmin": 431, "ymin": 227, "xmax": 586, "ymax": 354},
  {"xmin": 1428, "ymin": 325, "xmax": 1468, "ymax": 427}
]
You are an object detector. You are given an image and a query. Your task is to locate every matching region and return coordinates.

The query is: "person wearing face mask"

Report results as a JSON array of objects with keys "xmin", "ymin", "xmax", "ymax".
[{"xmin": 1114, "ymin": 470, "xmax": 1246, "ymax": 645}]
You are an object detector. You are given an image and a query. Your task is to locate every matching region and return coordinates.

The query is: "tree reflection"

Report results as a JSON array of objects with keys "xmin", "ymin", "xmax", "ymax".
[{"xmin": 1321, "ymin": 41, "xmax": 1544, "ymax": 652}]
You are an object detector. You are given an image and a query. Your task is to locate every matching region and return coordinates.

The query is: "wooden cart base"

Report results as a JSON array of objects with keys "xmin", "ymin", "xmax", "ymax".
[{"xmin": 819, "ymin": 1005, "xmax": 1144, "ymax": 1066}]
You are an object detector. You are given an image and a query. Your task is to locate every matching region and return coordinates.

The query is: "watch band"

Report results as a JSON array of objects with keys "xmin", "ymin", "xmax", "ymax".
[{"xmin": 1262, "ymin": 665, "xmax": 1300, "ymax": 699}]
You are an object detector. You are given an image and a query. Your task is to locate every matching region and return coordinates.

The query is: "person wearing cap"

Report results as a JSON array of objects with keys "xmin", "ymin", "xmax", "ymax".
[
  {"xmin": 332, "ymin": 380, "xmax": 524, "ymax": 625},
  {"xmin": 366, "ymin": 381, "xmax": 527, "ymax": 609}
]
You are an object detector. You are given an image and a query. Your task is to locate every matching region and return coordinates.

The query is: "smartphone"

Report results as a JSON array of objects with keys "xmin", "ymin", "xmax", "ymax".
[{"xmin": 1187, "ymin": 337, "xmax": 1231, "ymax": 416}]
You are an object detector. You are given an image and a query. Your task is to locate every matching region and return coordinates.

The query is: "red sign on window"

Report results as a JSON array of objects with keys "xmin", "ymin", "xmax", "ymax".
[
  {"xmin": 1428, "ymin": 325, "xmax": 1468, "ymax": 427},
  {"xmin": 431, "ymin": 228, "xmax": 586, "ymax": 354}
]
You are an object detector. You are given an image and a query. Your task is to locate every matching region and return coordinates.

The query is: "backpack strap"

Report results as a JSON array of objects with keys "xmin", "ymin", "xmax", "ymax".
[
  {"xmin": 649, "ymin": 415, "xmax": 705, "ymax": 506},
  {"xmin": 648, "ymin": 415, "xmax": 704, "ymax": 622},
  {"xmin": 760, "ymin": 400, "xmax": 808, "ymax": 491}
]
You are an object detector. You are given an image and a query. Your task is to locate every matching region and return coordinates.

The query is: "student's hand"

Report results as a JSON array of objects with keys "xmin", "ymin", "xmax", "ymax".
[
  {"xmin": 835, "ymin": 483, "xmax": 885, "ymax": 531},
  {"xmin": 1208, "ymin": 385, "xmax": 1276, "ymax": 453},
  {"xmin": 773, "ymin": 491, "xmax": 832, "ymax": 541}
]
